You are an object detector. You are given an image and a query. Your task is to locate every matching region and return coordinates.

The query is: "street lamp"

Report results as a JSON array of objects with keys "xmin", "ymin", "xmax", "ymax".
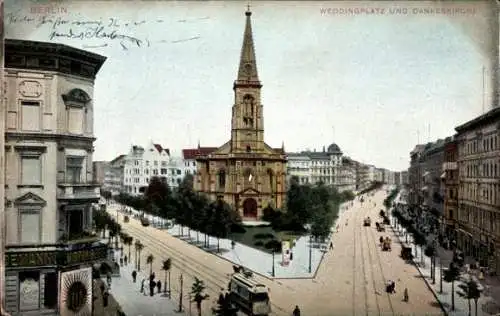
[
  {"xmin": 439, "ymin": 257, "xmax": 443, "ymax": 293},
  {"xmin": 308, "ymin": 235, "xmax": 312, "ymax": 274},
  {"xmin": 271, "ymin": 251, "xmax": 275, "ymax": 277},
  {"xmin": 178, "ymin": 274, "xmax": 184, "ymax": 313}
]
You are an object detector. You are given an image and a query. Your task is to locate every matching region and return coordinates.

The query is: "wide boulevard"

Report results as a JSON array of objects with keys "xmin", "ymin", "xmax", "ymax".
[{"xmin": 107, "ymin": 188, "xmax": 444, "ymax": 316}]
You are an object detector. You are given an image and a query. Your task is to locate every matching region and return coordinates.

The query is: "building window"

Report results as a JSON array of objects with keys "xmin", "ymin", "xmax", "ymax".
[
  {"xmin": 161, "ymin": 168, "xmax": 167, "ymax": 175},
  {"xmin": 21, "ymin": 101, "xmax": 41, "ymax": 131},
  {"xmin": 19, "ymin": 208, "xmax": 41, "ymax": 244},
  {"xmin": 67, "ymin": 107, "xmax": 84, "ymax": 134},
  {"xmin": 66, "ymin": 157, "xmax": 84, "ymax": 184},
  {"xmin": 154, "ymin": 161, "xmax": 158, "ymax": 166},
  {"xmin": 176, "ymin": 169, "xmax": 181, "ymax": 175},
  {"xmin": 218, "ymin": 169, "xmax": 226, "ymax": 189},
  {"xmin": 21, "ymin": 156, "xmax": 42, "ymax": 185},
  {"xmin": 161, "ymin": 161, "xmax": 167, "ymax": 167}
]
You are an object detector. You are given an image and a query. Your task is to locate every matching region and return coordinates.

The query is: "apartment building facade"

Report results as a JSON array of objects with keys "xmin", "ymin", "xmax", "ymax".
[
  {"xmin": 102, "ymin": 154, "xmax": 126, "ymax": 195},
  {"xmin": 442, "ymin": 136, "xmax": 458, "ymax": 237},
  {"xmin": 3, "ymin": 39, "xmax": 107, "ymax": 315},
  {"xmin": 455, "ymin": 107, "xmax": 500, "ymax": 272}
]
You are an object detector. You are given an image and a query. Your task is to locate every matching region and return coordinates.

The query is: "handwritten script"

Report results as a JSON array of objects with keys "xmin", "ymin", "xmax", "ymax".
[{"xmin": 6, "ymin": 11, "xmax": 208, "ymax": 50}]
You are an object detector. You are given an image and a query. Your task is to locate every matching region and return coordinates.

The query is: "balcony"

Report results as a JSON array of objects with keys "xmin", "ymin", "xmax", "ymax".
[
  {"xmin": 57, "ymin": 182, "xmax": 100, "ymax": 202},
  {"xmin": 442, "ymin": 162, "xmax": 457, "ymax": 171},
  {"xmin": 58, "ymin": 231, "xmax": 100, "ymax": 245}
]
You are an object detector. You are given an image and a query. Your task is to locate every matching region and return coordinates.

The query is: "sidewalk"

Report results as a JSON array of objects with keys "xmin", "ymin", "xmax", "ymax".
[
  {"xmin": 101, "ymin": 243, "xmax": 185, "ymax": 316},
  {"xmin": 390, "ymin": 193, "xmax": 498, "ymax": 316},
  {"xmin": 93, "ymin": 278, "xmax": 126, "ymax": 316}
]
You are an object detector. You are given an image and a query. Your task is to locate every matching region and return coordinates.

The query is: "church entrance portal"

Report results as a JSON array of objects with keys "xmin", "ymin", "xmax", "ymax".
[{"xmin": 243, "ymin": 198, "xmax": 258, "ymax": 218}]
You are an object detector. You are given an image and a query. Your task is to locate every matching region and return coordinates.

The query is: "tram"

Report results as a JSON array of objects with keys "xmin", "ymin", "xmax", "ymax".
[{"xmin": 228, "ymin": 269, "xmax": 271, "ymax": 316}]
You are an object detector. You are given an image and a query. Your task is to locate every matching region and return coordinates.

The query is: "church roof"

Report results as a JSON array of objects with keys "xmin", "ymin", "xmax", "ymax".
[
  {"xmin": 182, "ymin": 147, "xmax": 218, "ymax": 160},
  {"xmin": 235, "ymin": 8, "xmax": 260, "ymax": 85},
  {"xmin": 153, "ymin": 144, "xmax": 170, "ymax": 155}
]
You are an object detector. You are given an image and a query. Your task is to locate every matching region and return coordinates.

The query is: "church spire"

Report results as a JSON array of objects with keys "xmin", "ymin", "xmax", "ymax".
[{"xmin": 235, "ymin": 6, "xmax": 260, "ymax": 85}]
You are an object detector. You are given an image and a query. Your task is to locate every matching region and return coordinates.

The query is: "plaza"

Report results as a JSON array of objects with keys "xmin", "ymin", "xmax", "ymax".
[{"xmin": 106, "ymin": 187, "xmax": 444, "ymax": 315}]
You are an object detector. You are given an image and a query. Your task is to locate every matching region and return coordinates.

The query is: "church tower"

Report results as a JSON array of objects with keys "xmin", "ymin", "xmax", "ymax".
[
  {"xmin": 231, "ymin": 8, "xmax": 265, "ymax": 153},
  {"xmin": 193, "ymin": 7, "xmax": 287, "ymax": 220}
]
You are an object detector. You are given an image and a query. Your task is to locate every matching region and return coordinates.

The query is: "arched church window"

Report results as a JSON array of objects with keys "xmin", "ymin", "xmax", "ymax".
[
  {"xmin": 218, "ymin": 169, "xmax": 226, "ymax": 189},
  {"xmin": 268, "ymin": 169, "xmax": 274, "ymax": 191},
  {"xmin": 243, "ymin": 94, "xmax": 254, "ymax": 116}
]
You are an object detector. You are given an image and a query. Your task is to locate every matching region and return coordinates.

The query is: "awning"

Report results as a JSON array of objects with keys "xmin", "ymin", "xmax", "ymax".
[
  {"xmin": 421, "ymin": 186, "xmax": 428, "ymax": 191},
  {"xmin": 423, "ymin": 171, "xmax": 430, "ymax": 177},
  {"xmin": 440, "ymin": 172, "xmax": 446, "ymax": 179}
]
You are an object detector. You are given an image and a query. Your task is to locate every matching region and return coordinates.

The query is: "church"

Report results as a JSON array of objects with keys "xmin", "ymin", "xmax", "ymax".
[{"xmin": 193, "ymin": 8, "xmax": 287, "ymax": 220}]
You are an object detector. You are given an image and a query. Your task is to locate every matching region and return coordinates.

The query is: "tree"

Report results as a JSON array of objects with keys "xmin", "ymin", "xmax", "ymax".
[
  {"xmin": 146, "ymin": 254, "xmax": 155, "ymax": 275},
  {"xmin": 200, "ymin": 202, "xmax": 215, "ymax": 248},
  {"xmin": 124, "ymin": 236, "xmax": 133, "ymax": 261},
  {"xmin": 458, "ymin": 278, "xmax": 481, "ymax": 316},
  {"xmin": 444, "ymin": 262, "xmax": 461, "ymax": 311},
  {"xmin": 425, "ymin": 244, "xmax": 437, "ymax": 282},
  {"xmin": 135, "ymin": 240, "xmax": 144, "ymax": 271},
  {"xmin": 162, "ymin": 258, "xmax": 172, "ymax": 297},
  {"xmin": 190, "ymin": 277, "xmax": 209, "ymax": 316},
  {"xmin": 210, "ymin": 199, "xmax": 235, "ymax": 253},
  {"xmin": 286, "ymin": 177, "xmax": 312, "ymax": 226},
  {"xmin": 413, "ymin": 231, "xmax": 427, "ymax": 266}
]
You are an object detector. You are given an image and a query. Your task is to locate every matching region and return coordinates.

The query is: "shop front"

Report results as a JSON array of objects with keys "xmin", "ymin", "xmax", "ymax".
[{"xmin": 5, "ymin": 242, "xmax": 108, "ymax": 315}]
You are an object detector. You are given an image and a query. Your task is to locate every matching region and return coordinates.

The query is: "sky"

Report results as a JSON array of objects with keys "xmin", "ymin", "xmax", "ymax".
[{"xmin": 4, "ymin": 0, "xmax": 498, "ymax": 171}]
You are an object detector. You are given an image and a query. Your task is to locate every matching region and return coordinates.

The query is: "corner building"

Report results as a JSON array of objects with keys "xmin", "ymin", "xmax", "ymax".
[
  {"xmin": 194, "ymin": 10, "xmax": 287, "ymax": 220},
  {"xmin": 3, "ymin": 39, "xmax": 107, "ymax": 315}
]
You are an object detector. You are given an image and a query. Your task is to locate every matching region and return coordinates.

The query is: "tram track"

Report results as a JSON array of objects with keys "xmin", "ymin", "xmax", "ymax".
[
  {"xmin": 113, "ymin": 210, "xmax": 287, "ymax": 315},
  {"xmin": 352, "ymin": 199, "xmax": 371, "ymax": 316},
  {"xmin": 367, "ymin": 224, "xmax": 395, "ymax": 316}
]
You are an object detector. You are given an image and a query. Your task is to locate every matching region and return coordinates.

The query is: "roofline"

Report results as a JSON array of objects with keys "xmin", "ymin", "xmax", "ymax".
[{"xmin": 455, "ymin": 106, "xmax": 500, "ymax": 133}]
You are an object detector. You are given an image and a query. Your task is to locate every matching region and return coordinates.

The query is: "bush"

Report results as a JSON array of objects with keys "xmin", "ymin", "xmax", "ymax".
[
  {"xmin": 254, "ymin": 241, "xmax": 264, "ymax": 247},
  {"xmin": 230, "ymin": 224, "xmax": 246, "ymax": 234},
  {"xmin": 253, "ymin": 233, "xmax": 274, "ymax": 240},
  {"xmin": 264, "ymin": 240, "xmax": 281, "ymax": 252}
]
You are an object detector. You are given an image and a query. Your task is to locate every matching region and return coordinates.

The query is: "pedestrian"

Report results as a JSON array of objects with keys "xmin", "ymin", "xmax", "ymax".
[
  {"xmin": 106, "ymin": 273, "xmax": 112, "ymax": 288},
  {"xmin": 329, "ymin": 242, "xmax": 333, "ymax": 250},
  {"xmin": 231, "ymin": 240, "xmax": 235, "ymax": 250},
  {"xmin": 293, "ymin": 305, "xmax": 301, "ymax": 316},
  {"xmin": 103, "ymin": 290, "xmax": 109, "ymax": 307},
  {"xmin": 119, "ymin": 257, "xmax": 123, "ymax": 266},
  {"xmin": 157, "ymin": 280, "xmax": 162, "ymax": 293},
  {"xmin": 124, "ymin": 255, "xmax": 128, "ymax": 266},
  {"xmin": 150, "ymin": 280, "xmax": 155, "ymax": 296},
  {"xmin": 403, "ymin": 287, "xmax": 409, "ymax": 302},
  {"xmin": 140, "ymin": 279, "xmax": 145, "ymax": 293},
  {"xmin": 132, "ymin": 270, "xmax": 137, "ymax": 283}
]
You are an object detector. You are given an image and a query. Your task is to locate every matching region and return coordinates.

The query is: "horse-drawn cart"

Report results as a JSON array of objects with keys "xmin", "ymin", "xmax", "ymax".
[
  {"xmin": 382, "ymin": 237, "xmax": 392, "ymax": 251},
  {"xmin": 363, "ymin": 217, "xmax": 371, "ymax": 227}
]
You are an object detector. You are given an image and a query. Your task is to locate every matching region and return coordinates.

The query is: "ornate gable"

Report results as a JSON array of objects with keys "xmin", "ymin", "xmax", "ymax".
[
  {"xmin": 62, "ymin": 88, "xmax": 91, "ymax": 108},
  {"xmin": 14, "ymin": 192, "xmax": 47, "ymax": 207},
  {"xmin": 211, "ymin": 141, "xmax": 231, "ymax": 155},
  {"xmin": 241, "ymin": 187, "xmax": 260, "ymax": 195}
]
